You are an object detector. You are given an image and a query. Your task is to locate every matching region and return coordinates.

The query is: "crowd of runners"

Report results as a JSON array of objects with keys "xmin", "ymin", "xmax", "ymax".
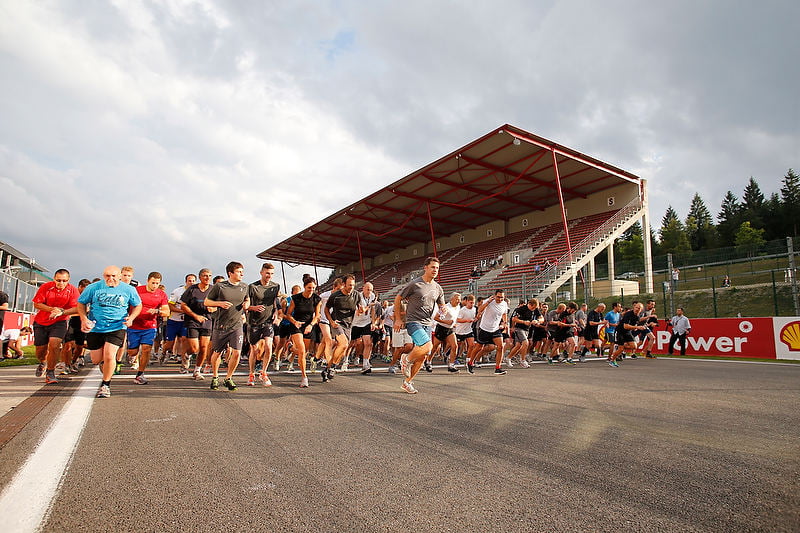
[{"xmin": 10, "ymin": 256, "xmax": 691, "ymax": 398}]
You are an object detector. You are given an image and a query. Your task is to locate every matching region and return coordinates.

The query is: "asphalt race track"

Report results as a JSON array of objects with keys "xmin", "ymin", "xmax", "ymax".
[{"xmin": 1, "ymin": 357, "xmax": 798, "ymax": 532}]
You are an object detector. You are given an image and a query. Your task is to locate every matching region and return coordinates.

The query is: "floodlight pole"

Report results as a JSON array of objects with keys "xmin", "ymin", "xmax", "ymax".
[
  {"xmin": 667, "ymin": 253, "xmax": 675, "ymax": 316},
  {"xmin": 788, "ymin": 237, "xmax": 799, "ymax": 316},
  {"xmin": 427, "ymin": 201, "xmax": 438, "ymax": 263},
  {"xmin": 280, "ymin": 261, "xmax": 287, "ymax": 293},
  {"xmin": 356, "ymin": 230, "xmax": 366, "ymax": 284}
]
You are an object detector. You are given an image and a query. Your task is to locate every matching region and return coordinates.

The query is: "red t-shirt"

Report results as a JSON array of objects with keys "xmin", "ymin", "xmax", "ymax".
[
  {"xmin": 33, "ymin": 282, "xmax": 80, "ymax": 326},
  {"xmin": 131, "ymin": 286, "xmax": 168, "ymax": 330}
]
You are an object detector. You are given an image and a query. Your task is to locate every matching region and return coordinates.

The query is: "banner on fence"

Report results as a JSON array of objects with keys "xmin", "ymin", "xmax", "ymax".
[{"xmin": 653, "ymin": 317, "xmax": 800, "ymax": 360}]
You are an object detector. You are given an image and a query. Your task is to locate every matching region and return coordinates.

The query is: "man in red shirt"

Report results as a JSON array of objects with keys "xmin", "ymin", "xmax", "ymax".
[
  {"xmin": 32, "ymin": 269, "xmax": 80, "ymax": 384},
  {"xmin": 128, "ymin": 272, "xmax": 169, "ymax": 384}
]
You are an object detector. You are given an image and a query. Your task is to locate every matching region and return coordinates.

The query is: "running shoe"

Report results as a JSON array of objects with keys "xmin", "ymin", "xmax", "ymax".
[
  {"xmin": 247, "ymin": 373, "xmax": 256, "ymax": 386},
  {"xmin": 401, "ymin": 381, "xmax": 418, "ymax": 394},
  {"xmin": 322, "ymin": 369, "xmax": 329, "ymax": 382},
  {"xmin": 447, "ymin": 365, "xmax": 460, "ymax": 373},
  {"xmin": 287, "ymin": 362, "xmax": 295, "ymax": 372},
  {"xmin": 133, "ymin": 375, "xmax": 149, "ymax": 385},
  {"xmin": 45, "ymin": 373, "xmax": 59, "ymax": 385},
  {"xmin": 340, "ymin": 362, "xmax": 348, "ymax": 372},
  {"xmin": 299, "ymin": 377, "xmax": 309, "ymax": 388},
  {"xmin": 223, "ymin": 378, "xmax": 237, "ymax": 391},
  {"xmin": 70, "ymin": 364, "xmax": 80, "ymax": 373},
  {"xmin": 273, "ymin": 359, "xmax": 281, "ymax": 372},
  {"xmin": 424, "ymin": 361, "xmax": 433, "ymax": 373},
  {"xmin": 361, "ymin": 366, "xmax": 372, "ymax": 375},
  {"xmin": 579, "ymin": 355, "xmax": 586, "ymax": 363},
  {"xmin": 631, "ymin": 353, "xmax": 638, "ymax": 359},
  {"xmin": 563, "ymin": 358, "xmax": 576, "ymax": 365},
  {"xmin": 35, "ymin": 363, "xmax": 44, "ymax": 377},
  {"xmin": 521, "ymin": 361, "xmax": 530, "ymax": 368},
  {"xmin": 203, "ymin": 364, "xmax": 211, "ymax": 374},
  {"xmin": 210, "ymin": 377, "xmax": 220, "ymax": 390},
  {"xmin": 400, "ymin": 354, "xmax": 411, "ymax": 379},
  {"xmin": 96, "ymin": 385, "xmax": 111, "ymax": 398},
  {"xmin": 114, "ymin": 363, "xmax": 123, "ymax": 375},
  {"xmin": 326, "ymin": 367, "xmax": 334, "ymax": 381},
  {"xmin": 467, "ymin": 363, "xmax": 475, "ymax": 374},
  {"xmin": 310, "ymin": 358, "xmax": 318, "ymax": 373},
  {"xmin": 608, "ymin": 361, "xmax": 619, "ymax": 368},
  {"xmin": 494, "ymin": 368, "xmax": 507, "ymax": 375},
  {"xmin": 193, "ymin": 370, "xmax": 204, "ymax": 381},
  {"xmin": 506, "ymin": 358, "xmax": 514, "ymax": 368},
  {"xmin": 261, "ymin": 372, "xmax": 272, "ymax": 387},
  {"xmin": 179, "ymin": 366, "xmax": 189, "ymax": 374},
  {"xmin": 159, "ymin": 352, "xmax": 168, "ymax": 364},
  {"xmin": 387, "ymin": 365, "xmax": 398, "ymax": 374},
  {"xmin": 254, "ymin": 360, "xmax": 263, "ymax": 372}
]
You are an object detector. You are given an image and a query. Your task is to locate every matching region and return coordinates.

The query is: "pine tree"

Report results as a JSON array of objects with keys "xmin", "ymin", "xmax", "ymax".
[
  {"xmin": 685, "ymin": 193, "xmax": 718, "ymax": 250},
  {"xmin": 717, "ymin": 191, "xmax": 743, "ymax": 247},
  {"xmin": 616, "ymin": 222, "xmax": 644, "ymax": 270},
  {"xmin": 780, "ymin": 168, "xmax": 800, "ymax": 238},
  {"xmin": 734, "ymin": 221, "xmax": 766, "ymax": 255},
  {"xmin": 741, "ymin": 177, "xmax": 766, "ymax": 230},
  {"xmin": 659, "ymin": 206, "xmax": 691, "ymax": 256}
]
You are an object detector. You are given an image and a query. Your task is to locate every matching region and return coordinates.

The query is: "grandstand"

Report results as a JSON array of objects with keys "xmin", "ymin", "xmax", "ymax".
[{"xmin": 258, "ymin": 124, "xmax": 654, "ymax": 301}]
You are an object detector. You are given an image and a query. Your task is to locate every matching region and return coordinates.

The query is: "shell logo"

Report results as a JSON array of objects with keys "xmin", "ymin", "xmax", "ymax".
[{"xmin": 779, "ymin": 321, "xmax": 800, "ymax": 351}]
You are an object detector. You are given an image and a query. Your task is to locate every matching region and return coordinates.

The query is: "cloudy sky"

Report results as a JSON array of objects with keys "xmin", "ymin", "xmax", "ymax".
[{"xmin": 1, "ymin": 0, "xmax": 797, "ymax": 291}]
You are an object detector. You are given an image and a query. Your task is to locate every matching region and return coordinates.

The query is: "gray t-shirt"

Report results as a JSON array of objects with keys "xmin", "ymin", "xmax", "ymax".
[
  {"xmin": 398, "ymin": 276, "xmax": 444, "ymax": 327},
  {"xmin": 247, "ymin": 280, "xmax": 280, "ymax": 327},
  {"xmin": 326, "ymin": 289, "xmax": 361, "ymax": 329},
  {"xmin": 206, "ymin": 280, "xmax": 248, "ymax": 332}
]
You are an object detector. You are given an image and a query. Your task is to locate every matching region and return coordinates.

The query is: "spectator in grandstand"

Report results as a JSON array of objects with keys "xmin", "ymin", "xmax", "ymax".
[
  {"xmin": 668, "ymin": 307, "xmax": 691, "ymax": 356},
  {"xmin": 722, "ymin": 275, "xmax": 731, "ymax": 288}
]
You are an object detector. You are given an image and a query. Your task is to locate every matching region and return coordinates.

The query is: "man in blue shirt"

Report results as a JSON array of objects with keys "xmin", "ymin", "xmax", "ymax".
[
  {"xmin": 78, "ymin": 265, "xmax": 142, "ymax": 398},
  {"xmin": 603, "ymin": 302, "xmax": 621, "ymax": 359}
]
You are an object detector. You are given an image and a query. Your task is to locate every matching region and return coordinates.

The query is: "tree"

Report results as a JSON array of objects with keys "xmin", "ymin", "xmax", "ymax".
[
  {"xmin": 734, "ymin": 221, "xmax": 766, "ymax": 255},
  {"xmin": 685, "ymin": 193, "xmax": 718, "ymax": 250},
  {"xmin": 741, "ymin": 177, "xmax": 766, "ymax": 230},
  {"xmin": 717, "ymin": 191, "xmax": 743, "ymax": 247},
  {"xmin": 616, "ymin": 222, "xmax": 644, "ymax": 270},
  {"xmin": 659, "ymin": 205, "xmax": 691, "ymax": 257},
  {"xmin": 780, "ymin": 168, "xmax": 800, "ymax": 238}
]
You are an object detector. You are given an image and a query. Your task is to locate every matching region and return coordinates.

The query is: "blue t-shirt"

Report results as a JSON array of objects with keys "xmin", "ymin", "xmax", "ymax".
[
  {"xmin": 78, "ymin": 281, "xmax": 142, "ymax": 333},
  {"xmin": 604, "ymin": 311, "xmax": 620, "ymax": 333}
]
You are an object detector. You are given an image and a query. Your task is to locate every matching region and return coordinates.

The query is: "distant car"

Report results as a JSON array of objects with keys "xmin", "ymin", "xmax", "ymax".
[{"xmin": 618, "ymin": 272, "xmax": 638, "ymax": 280}]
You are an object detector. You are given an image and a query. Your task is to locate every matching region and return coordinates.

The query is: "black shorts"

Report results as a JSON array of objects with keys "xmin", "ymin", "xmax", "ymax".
[
  {"xmin": 247, "ymin": 322, "xmax": 275, "ymax": 345},
  {"xmin": 212, "ymin": 328, "xmax": 244, "ymax": 353},
  {"xmin": 286, "ymin": 322, "xmax": 318, "ymax": 341},
  {"xmin": 64, "ymin": 318, "xmax": 86, "ymax": 345},
  {"xmin": 33, "ymin": 321, "xmax": 69, "ymax": 346},
  {"xmin": 187, "ymin": 325, "xmax": 211, "ymax": 339},
  {"xmin": 434, "ymin": 324, "xmax": 454, "ymax": 342},
  {"xmin": 530, "ymin": 327, "xmax": 548, "ymax": 342},
  {"xmin": 552, "ymin": 329, "xmax": 571, "ymax": 343},
  {"xmin": 456, "ymin": 332, "xmax": 474, "ymax": 342},
  {"xmin": 617, "ymin": 331, "xmax": 635, "ymax": 344},
  {"xmin": 278, "ymin": 322, "xmax": 293, "ymax": 338},
  {"xmin": 351, "ymin": 325, "xmax": 372, "ymax": 339},
  {"xmin": 476, "ymin": 328, "xmax": 502, "ymax": 346},
  {"xmin": 86, "ymin": 329, "xmax": 126, "ymax": 350},
  {"xmin": 583, "ymin": 328, "xmax": 599, "ymax": 341},
  {"xmin": 370, "ymin": 327, "xmax": 382, "ymax": 344}
]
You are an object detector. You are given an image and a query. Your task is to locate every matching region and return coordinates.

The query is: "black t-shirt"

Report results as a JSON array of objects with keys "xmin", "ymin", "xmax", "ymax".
[
  {"xmin": 619, "ymin": 310, "xmax": 640, "ymax": 334},
  {"xmin": 180, "ymin": 284, "xmax": 212, "ymax": 327},
  {"xmin": 290, "ymin": 292, "xmax": 321, "ymax": 325},
  {"xmin": 248, "ymin": 280, "xmax": 280, "ymax": 326},
  {"xmin": 558, "ymin": 310, "xmax": 575, "ymax": 334},
  {"xmin": 587, "ymin": 310, "xmax": 603, "ymax": 328},
  {"xmin": 326, "ymin": 289, "xmax": 360, "ymax": 329},
  {"xmin": 511, "ymin": 305, "xmax": 533, "ymax": 330}
]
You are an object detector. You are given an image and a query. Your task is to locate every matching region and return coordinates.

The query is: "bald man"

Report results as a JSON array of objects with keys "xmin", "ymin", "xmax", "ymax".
[{"xmin": 78, "ymin": 266, "xmax": 142, "ymax": 398}]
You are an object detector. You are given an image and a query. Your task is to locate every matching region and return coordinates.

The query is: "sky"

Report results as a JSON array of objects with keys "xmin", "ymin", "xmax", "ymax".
[{"xmin": 1, "ymin": 0, "xmax": 797, "ymax": 291}]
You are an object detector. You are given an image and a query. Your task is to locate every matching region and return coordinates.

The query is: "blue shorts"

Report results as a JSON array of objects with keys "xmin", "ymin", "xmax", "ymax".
[
  {"xmin": 127, "ymin": 328, "xmax": 157, "ymax": 349},
  {"xmin": 164, "ymin": 319, "xmax": 187, "ymax": 341},
  {"xmin": 405, "ymin": 322, "xmax": 432, "ymax": 347}
]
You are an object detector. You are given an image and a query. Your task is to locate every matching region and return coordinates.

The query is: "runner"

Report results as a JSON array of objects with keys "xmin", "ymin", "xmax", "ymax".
[
  {"xmin": 204, "ymin": 262, "xmax": 249, "ymax": 391},
  {"xmin": 428, "ymin": 292, "xmax": 461, "ymax": 373},
  {"xmin": 636, "ymin": 299, "xmax": 659, "ymax": 358},
  {"xmin": 454, "ymin": 294, "xmax": 477, "ymax": 368},
  {"xmin": 114, "ymin": 265, "xmax": 136, "ymax": 373},
  {"xmin": 603, "ymin": 302, "xmax": 622, "ymax": 359},
  {"xmin": 162, "ymin": 273, "xmax": 196, "ymax": 364},
  {"xmin": 506, "ymin": 299, "xmax": 538, "ymax": 368},
  {"xmin": 393, "ymin": 257, "xmax": 446, "ymax": 394},
  {"xmin": 324, "ymin": 274, "xmax": 363, "ymax": 382},
  {"xmin": 609, "ymin": 301, "xmax": 647, "ymax": 367},
  {"xmin": 314, "ymin": 277, "xmax": 343, "ymax": 372},
  {"xmin": 128, "ymin": 272, "xmax": 169, "ymax": 384},
  {"xmin": 274, "ymin": 285, "xmax": 301, "ymax": 371},
  {"xmin": 578, "ymin": 303, "xmax": 606, "ymax": 361},
  {"xmin": 466, "ymin": 288, "xmax": 510, "ymax": 375},
  {"xmin": 350, "ymin": 282, "xmax": 377, "ymax": 375},
  {"xmin": 181, "ymin": 269, "xmax": 213, "ymax": 378},
  {"xmin": 549, "ymin": 302, "xmax": 578, "ymax": 364},
  {"xmin": 246, "ymin": 263, "xmax": 281, "ymax": 387},
  {"xmin": 77, "ymin": 265, "xmax": 142, "ymax": 398},
  {"xmin": 285, "ymin": 276, "xmax": 322, "ymax": 388},
  {"xmin": 31, "ymin": 269, "xmax": 80, "ymax": 384},
  {"xmin": 62, "ymin": 279, "xmax": 91, "ymax": 371}
]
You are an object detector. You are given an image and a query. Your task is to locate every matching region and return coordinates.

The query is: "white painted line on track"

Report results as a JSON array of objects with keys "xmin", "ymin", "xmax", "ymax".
[
  {"xmin": 658, "ymin": 357, "xmax": 800, "ymax": 366},
  {"xmin": 0, "ymin": 367, "xmax": 101, "ymax": 533}
]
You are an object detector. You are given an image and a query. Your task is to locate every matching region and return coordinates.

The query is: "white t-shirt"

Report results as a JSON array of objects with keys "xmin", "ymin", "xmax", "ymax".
[
  {"xmin": 454, "ymin": 306, "xmax": 476, "ymax": 336},
  {"xmin": 168, "ymin": 285, "xmax": 187, "ymax": 322},
  {"xmin": 436, "ymin": 303, "xmax": 460, "ymax": 329},
  {"xmin": 383, "ymin": 305, "xmax": 394, "ymax": 328},
  {"xmin": 319, "ymin": 290, "xmax": 333, "ymax": 324},
  {"xmin": 479, "ymin": 299, "xmax": 509, "ymax": 332},
  {"xmin": 352, "ymin": 292, "xmax": 377, "ymax": 328}
]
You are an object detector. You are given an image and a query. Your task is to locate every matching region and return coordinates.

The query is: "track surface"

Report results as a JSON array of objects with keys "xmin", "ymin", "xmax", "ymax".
[{"xmin": 1, "ymin": 357, "xmax": 798, "ymax": 532}]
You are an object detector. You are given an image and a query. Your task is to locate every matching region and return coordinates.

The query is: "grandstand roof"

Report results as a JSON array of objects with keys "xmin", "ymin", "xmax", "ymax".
[{"xmin": 258, "ymin": 124, "xmax": 641, "ymax": 268}]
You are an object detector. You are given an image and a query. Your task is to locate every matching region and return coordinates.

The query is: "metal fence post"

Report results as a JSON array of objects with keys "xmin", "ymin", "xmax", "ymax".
[{"xmin": 788, "ymin": 237, "xmax": 799, "ymax": 316}]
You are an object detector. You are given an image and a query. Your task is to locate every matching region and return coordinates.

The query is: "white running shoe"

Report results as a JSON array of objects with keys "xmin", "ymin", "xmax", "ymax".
[
  {"xmin": 521, "ymin": 360, "xmax": 530, "ymax": 368},
  {"xmin": 299, "ymin": 377, "xmax": 309, "ymax": 388},
  {"xmin": 401, "ymin": 381, "xmax": 418, "ymax": 394}
]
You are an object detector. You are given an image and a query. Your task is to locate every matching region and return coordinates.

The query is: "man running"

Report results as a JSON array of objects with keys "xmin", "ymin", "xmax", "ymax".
[
  {"xmin": 181, "ymin": 269, "xmax": 213, "ymax": 378},
  {"xmin": 204, "ymin": 261, "xmax": 249, "ymax": 391},
  {"xmin": 578, "ymin": 302, "xmax": 606, "ymax": 361},
  {"xmin": 32, "ymin": 269, "xmax": 80, "ymax": 384},
  {"xmin": 636, "ymin": 299, "xmax": 659, "ymax": 358},
  {"xmin": 393, "ymin": 257, "xmax": 446, "ymax": 394},
  {"xmin": 609, "ymin": 301, "xmax": 647, "ymax": 367},
  {"xmin": 507, "ymin": 298, "xmax": 539, "ymax": 368},
  {"xmin": 128, "ymin": 272, "xmax": 170, "ymax": 384},
  {"xmin": 428, "ymin": 292, "xmax": 461, "ymax": 373},
  {"xmin": 78, "ymin": 266, "xmax": 142, "ymax": 398},
  {"xmin": 350, "ymin": 282, "xmax": 377, "ymax": 375},
  {"xmin": 466, "ymin": 288, "xmax": 510, "ymax": 375},
  {"xmin": 246, "ymin": 263, "xmax": 281, "ymax": 387},
  {"xmin": 324, "ymin": 274, "xmax": 363, "ymax": 382},
  {"xmin": 163, "ymin": 273, "xmax": 196, "ymax": 364}
]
